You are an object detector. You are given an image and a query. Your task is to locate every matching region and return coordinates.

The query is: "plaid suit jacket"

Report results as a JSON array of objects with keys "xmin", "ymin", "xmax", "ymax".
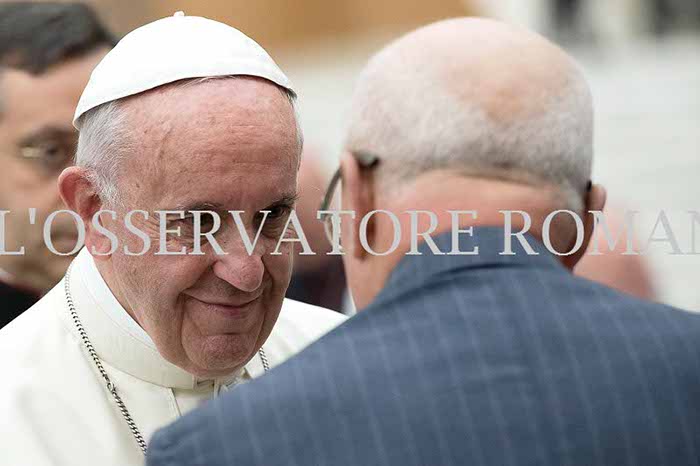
[{"xmin": 148, "ymin": 227, "xmax": 700, "ymax": 466}]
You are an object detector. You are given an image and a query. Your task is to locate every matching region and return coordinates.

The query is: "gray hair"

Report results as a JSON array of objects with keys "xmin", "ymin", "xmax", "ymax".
[
  {"xmin": 344, "ymin": 48, "xmax": 594, "ymax": 213},
  {"xmin": 75, "ymin": 100, "xmax": 131, "ymax": 207},
  {"xmin": 75, "ymin": 76, "xmax": 303, "ymax": 207}
]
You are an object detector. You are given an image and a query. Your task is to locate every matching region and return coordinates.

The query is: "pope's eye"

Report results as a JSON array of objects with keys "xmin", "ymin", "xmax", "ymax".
[
  {"xmin": 180, "ymin": 215, "xmax": 216, "ymax": 230},
  {"xmin": 198, "ymin": 215, "xmax": 216, "ymax": 229},
  {"xmin": 268, "ymin": 206, "xmax": 288, "ymax": 219}
]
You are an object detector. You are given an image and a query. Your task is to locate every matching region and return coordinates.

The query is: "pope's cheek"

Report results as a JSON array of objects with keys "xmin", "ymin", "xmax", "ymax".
[
  {"xmin": 179, "ymin": 314, "xmax": 211, "ymax": 359},
  {"xmin": 263, "ymin": 249, "xmax": 293, "ymax": 292},
  {"xmin": 144, "ymin": 303, "xmax": 184, "ymax": 359}
]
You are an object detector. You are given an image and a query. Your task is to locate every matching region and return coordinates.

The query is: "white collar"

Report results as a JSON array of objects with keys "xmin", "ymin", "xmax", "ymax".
[
  {"xmin": 63, "ymin": 248, "xmax": 264, "ymax": 389},
  {"xmin": 80, "ymin": 248, "xmax": 155, "ymax": 348}
]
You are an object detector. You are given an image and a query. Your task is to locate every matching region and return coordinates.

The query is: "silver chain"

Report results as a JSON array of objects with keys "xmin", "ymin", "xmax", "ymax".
[
  {"xmin": 259, "ymin": 343, "xmax": 270, "ymax": 371},
  {"xmin": 63, "ymin": 264, "xmax": 269, "ymax": 456}
]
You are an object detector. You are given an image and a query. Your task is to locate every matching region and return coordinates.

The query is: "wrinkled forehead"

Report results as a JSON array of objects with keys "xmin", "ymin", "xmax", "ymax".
[{"xmin": 118, "ymin": 77, "xmax": 300, "ymax": 210}]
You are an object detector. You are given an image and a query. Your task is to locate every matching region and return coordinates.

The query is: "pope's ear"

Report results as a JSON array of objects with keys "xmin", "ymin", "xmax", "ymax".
[
  {"xmin": 58, "ymin": 167, "xmax": 102, "ymax": 222},
  {"xmin": 59, "ymin": 167, "xmax": 115, "ymax": 258}
]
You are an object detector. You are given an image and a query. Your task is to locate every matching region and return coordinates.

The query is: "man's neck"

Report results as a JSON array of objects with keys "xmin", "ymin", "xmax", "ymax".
[
  {"xmin": 385, "ymin": 174, "xmax": 552, "ymax": 249},
  {"xmin": 359, "ymin": 173, "xmax": 562, "ymax": 304}
]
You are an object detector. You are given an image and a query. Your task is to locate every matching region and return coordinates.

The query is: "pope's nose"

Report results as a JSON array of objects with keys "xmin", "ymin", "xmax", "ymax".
[{"xmin": 212, "ymin": 252, "xmax": 264, "ymax": 293}]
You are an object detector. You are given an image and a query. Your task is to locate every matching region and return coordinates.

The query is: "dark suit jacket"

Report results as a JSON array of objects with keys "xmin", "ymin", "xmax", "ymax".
[{"xmin": 148, "ymin": 227, "xmax": 700, "ymax": 466}]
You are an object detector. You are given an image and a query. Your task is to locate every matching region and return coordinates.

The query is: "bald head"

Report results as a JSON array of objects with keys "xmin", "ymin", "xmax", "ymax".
[{"xmin": 345, "ymin": 17, "xmax": 593, "ymax": 212}]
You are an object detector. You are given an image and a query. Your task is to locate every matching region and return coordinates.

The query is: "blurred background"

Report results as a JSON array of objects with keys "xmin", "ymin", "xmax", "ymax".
[{"xmin": 2, "ymin": 0, "xmax": 699, "ymax": 312}]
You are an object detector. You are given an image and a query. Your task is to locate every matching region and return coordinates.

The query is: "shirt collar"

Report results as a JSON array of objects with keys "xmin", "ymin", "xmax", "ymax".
[
  {"xmin": 80, "ymin": 249, "xmax": 156, "ymax": 347},
  {"xmin": 63, "ymin": 248, "xmax": 258, "ymax": 389}
]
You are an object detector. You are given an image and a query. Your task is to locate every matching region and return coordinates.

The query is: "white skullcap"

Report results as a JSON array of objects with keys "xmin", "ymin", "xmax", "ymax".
[{"xmin": 73, "ymin": 11, "xmax": 293, "ymax": 128}]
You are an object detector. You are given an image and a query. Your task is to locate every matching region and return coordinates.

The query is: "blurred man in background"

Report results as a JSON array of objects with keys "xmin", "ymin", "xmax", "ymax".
[
  {"xmin": 148, "ymin": 17, "xmax": 700, "ymax": 466},
  {"xmin": 0, "ymin": 2, "xmax": 114, "ymax": 327}
]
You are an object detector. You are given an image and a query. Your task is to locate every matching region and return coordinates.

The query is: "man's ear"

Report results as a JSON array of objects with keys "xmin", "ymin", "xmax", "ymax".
[
  {"xmin": 58, "ymin": 167, "xmax": 109, "ymax": 257},
  {"xmin": 339, "ymin": 151, "xmax": 374, "ymax": 260},
  {"xmin": 562, "ymin": 183, "xmax": 607, "ymax": 270}
]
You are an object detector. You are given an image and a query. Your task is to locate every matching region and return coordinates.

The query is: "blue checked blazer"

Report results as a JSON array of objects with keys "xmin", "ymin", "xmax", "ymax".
[{"xmin": 148, "ymin": 227, "xmax": 700, "ymax": 466}]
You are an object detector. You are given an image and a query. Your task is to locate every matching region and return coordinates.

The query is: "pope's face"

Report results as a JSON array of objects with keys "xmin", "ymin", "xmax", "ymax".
[{"xmin": 97, "ymin": 78, "xmax": 299, "ymax": 378}]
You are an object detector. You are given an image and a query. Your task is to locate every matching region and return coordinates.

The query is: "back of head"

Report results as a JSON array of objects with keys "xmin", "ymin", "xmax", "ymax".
[{"xmin": 345, "ymin": 18, "xmax": 593, "ymax": 213}]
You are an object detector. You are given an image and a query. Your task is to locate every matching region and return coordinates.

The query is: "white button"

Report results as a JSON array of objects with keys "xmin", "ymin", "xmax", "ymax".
[{"xmin": 173, "ymin": 11, "xmax": 185, "ymax": 17}]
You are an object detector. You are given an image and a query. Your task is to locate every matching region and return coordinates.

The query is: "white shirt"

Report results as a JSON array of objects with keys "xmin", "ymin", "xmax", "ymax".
[{"xmin": 0, "ymin": 249, "xmax": 346, "ymax": 465}]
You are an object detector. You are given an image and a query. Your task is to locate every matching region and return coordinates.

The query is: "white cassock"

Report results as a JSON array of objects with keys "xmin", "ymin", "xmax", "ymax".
[{"xmin": 0, "ymin": 249, "xmax": 346, "ymax": 465}]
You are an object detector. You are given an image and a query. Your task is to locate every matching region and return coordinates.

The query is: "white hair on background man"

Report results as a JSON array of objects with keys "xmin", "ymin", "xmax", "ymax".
[
  {"xmin": 344, "ymin": 27, "xmax": 594, "ymax": 213},
  {"xmin": 75, "ymin": 77, "xmax": 303, "ymax": 208}
]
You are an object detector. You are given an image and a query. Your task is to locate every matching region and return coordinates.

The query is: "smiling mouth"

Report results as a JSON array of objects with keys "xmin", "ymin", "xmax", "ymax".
[{"xmin": 188, "ymin": 295, "xmax": 260, "ymax": 319}]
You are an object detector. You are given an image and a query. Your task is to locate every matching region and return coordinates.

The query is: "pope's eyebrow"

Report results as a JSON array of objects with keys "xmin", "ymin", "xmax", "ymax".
[
  {"xmin": 168, "ymin": 201, "xmax": 225, "ymax": 213},
  {"xmin": 263, "ymin": 193, "xmax": 299, "ymax": 211},
  {"xmin": 163, "ymin": 194, "xmax": 298, "ymax": 214}
]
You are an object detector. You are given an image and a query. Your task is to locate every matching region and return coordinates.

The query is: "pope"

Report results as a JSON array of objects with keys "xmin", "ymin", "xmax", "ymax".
[{"xmin": 0, "ymin": 12, "xmax": 345, "ymax": 466}]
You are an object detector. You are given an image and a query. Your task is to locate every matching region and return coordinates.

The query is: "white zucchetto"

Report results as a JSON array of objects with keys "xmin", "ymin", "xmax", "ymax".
[{"xmin": 73, "ymin": 11, "xmax": 293, "ymax": 128}]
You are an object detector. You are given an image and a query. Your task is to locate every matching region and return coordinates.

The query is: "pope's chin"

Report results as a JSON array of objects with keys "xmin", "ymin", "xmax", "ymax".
[
  {"xmin": 184, "ymin": 333, "xmax": 260, "ymax": 376},
  {"xmin": 179, "ymin": 297, "xmax": 276, "ymax": 377}
]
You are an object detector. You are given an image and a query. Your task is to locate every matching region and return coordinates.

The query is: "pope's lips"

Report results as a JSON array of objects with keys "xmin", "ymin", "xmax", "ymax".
[{"xmin": 187, "ymin": 295, "xmax": 260, "ymax": 319}]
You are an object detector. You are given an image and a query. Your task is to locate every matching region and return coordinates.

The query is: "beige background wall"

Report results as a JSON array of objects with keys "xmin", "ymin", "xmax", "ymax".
[{"xmin": 76, "ymin": 0, "xmax": 475, "ymax": 54}]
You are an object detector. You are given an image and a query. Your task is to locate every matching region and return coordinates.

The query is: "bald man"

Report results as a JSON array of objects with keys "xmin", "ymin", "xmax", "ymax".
[{"xmin": 147, "ymin": 18, "xmax": 700, "ymax": 466}]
